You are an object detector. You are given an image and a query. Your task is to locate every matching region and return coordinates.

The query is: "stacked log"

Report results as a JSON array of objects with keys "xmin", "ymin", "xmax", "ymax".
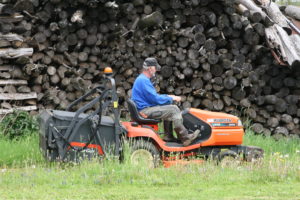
[
  {"xmin": 2, "ymin": 0, "xmax": 300, "ymax": 139},
  {"xmin": 0, "ymin": 3, "xmax": 36, "ymax": 115}
]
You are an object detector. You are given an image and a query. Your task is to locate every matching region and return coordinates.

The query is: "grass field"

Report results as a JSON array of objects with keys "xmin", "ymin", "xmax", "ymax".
[{"xmin": 0, "ymin": 130, "xmax": 299, "ymax": 200}]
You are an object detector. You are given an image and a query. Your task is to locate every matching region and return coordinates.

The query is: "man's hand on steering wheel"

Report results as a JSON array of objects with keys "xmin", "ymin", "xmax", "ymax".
[{"xmin": 169, "ymin": 95, "xmax": 182, "ymax": 102}]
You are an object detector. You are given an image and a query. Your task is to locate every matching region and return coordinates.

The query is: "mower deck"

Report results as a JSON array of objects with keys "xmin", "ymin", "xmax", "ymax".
[{"xmin": 163, "ymin": 159, "xmax": 205, "ymax": 168}]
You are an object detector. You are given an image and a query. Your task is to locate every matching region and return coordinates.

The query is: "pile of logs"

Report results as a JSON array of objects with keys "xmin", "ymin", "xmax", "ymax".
[
  {"xmin": 0, "ymin": 3, "xmax": 36, "ymax": 115},
  {"xmin": 1, "ymin": 0, "xmax": 300, "ymax": 139}
]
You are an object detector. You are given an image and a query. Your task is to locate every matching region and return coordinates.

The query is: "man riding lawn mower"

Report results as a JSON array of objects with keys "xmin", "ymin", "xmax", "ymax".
[
  {"xmin": 38, "ymin": 63, "xmax": 264, "ymax": 167},
  {"xmin": 131, "ymin": 57, "xmax": 200, "ymax": 147}
]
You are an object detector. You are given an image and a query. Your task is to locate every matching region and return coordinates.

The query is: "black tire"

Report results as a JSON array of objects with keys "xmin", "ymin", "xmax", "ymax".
[
  {"xmin": 130, "ymin": 139, "xmax": 161, "ymax": 168},
  {"xmin": 245, "ymin": 147, "xmax": 264, "ymax": 162},
  {"xmin": 217, "ymin": 150, "xmax": 240, "ymax": 167}
]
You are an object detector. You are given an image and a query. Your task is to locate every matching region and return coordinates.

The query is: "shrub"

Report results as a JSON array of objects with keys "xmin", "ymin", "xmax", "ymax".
[{"xmin": 0, "ymin": 111, "xmax": 38, "ymax": 140}]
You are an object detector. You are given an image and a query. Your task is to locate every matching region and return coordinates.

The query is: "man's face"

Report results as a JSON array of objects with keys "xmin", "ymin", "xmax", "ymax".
[{"xmin": 148, "ymin": 66, "xmax": 156, "ymax": 77}]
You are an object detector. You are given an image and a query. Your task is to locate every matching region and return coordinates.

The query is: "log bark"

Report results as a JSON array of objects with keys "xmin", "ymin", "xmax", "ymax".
[
  {"xmin": 224, "ymin": 76, "xmax": 237, "ymax": 89},
  {"xmin": 236, "ymin": 4, "xmax": 250, "ymax": 17},
  {"xmin": 252, "ymin": 123, "xmax": 264, "ymax": 133},
  {"xmin": 0, "ymin": 3, "xmax": 14, "ymax": 15},
  {"xmin": 138, "ymin": 11, "xmax": 163, "ymax": 29},
  {"xmin": 285, "ymin": 5, "xmax": 300, "ymax": 21},
  {"xmin": 265, "ymin": 2, "xmax": 291, "ymax": 34},
  {"xmin": 0, "ymin": 106, "xmax": 37, "ymax": 114},
  {"xmin": 265, "ymin": 24, "xmax": 300, "ymax": 66},
  {"xmin": 0, "ymin": 13, "xmax": 24, "ymax": 23},
  {"xmin": 0, "ymin": 48, "xmax": 33, "ymax": 58},
  {"xmin": 17, "ymin": 86, "xmax": 31, "ymax": 93},
  {"xmin": 236, "ymin": 0, "xmax": 268, "ymax": 20},
  {"xmin": 0, "ymin": 92, "xmax": 37, "ymax": 100},
  {"xmin": 0, "ymin": 79, "xmax": 27, "ymax": 85},
  {"xmin": 0, "ymin": 33, "xmax": 23, "ymax": 41}
]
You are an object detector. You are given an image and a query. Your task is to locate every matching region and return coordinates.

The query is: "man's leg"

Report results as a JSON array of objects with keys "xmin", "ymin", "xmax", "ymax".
[
  {"xmin": 163, "ymin": 120, "xmax": 177, "ymax": 142},
  {"xmin": 140, "ymin": 105, "xmax": 200, "ymax": 146},
  {"xmin": 140, "ymin": 105, "xmax": 182, "ymax": 125}
]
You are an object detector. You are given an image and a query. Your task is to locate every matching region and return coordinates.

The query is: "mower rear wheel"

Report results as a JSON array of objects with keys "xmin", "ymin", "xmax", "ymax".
[{"xmin": 130, "ymin": 140, "xmax": 160, "ymax": 168}]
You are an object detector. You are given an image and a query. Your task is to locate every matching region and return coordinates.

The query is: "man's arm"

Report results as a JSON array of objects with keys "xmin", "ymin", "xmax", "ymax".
[{"xmin": 143, "ymin": 79, "xmax": 173, "ymax": 105}]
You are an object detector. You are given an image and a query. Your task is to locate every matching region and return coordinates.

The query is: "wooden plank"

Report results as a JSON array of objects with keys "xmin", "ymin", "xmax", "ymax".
[
  {"xmin": 0, "ymin": 79, "xmax": 28, "ymax": 85},
  {"xmin": 0, "ymin": 13, "xmax": 23, "ymax": 23},
  {"xmin": 0, "ymin": 92, "xmax": 37, "ymax": 100},
  {"xmin": 0, "ymin": 40, "xmax": 11, "ymax": 47},
  {"xmin": 0, "ymin": 106, "xmax": 37, "ymax": 115},
  {"xmin": 0, "ymin": 65, "xmax": 12, "ymax": 71},
  {"xmin": 0, "ymin": 48, "xmax": 33, "ymax": 59},
  {"xmin": 0, "ymin": 33, "xmax": 24, "ymax": 42}
]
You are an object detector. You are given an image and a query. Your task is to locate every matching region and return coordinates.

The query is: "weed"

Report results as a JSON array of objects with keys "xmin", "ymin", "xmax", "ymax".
[{"xmin": 0, "ymin": 111, "xmax": 38, "ymax": 140}]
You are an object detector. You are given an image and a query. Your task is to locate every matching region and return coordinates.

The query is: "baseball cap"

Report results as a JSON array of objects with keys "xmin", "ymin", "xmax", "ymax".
[{"xmin": 143, "ymin": 57, "xmax": 161, "ymax": 71}]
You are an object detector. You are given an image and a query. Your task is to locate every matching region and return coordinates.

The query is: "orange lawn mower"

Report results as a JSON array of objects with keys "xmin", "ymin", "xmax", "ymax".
[{"xmin": 38, "ymin": 67, "xmax": 263, "ymax": 167}]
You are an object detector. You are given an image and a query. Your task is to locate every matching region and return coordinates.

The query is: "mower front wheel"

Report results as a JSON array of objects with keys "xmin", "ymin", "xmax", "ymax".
[
  {"xmin": 130, "ymin": 140, "xmax": 161, "ymax": 168},
  {"xmin": 217, "ymin": 150, "xmax": 240, "ymax": 168}
]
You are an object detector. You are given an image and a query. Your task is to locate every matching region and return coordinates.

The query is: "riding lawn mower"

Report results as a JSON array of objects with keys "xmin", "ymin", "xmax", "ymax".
[{"xmin": 38, "ymin": 67, "xmax": 264, "ymax": 167}]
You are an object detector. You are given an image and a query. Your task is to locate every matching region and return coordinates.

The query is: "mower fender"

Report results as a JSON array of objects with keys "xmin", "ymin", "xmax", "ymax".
[{"xmin": 122, "ymin": 122, "xmax": 164, "ymax": 145}]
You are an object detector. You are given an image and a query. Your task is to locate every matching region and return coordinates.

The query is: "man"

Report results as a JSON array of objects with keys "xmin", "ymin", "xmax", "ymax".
[{"xmin": 131, "ymin": 57, "xmax": 200, "ymax": 146}]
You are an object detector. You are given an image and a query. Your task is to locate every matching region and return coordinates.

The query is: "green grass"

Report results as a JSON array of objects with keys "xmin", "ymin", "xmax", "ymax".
[
  {"xmin": 244, "ymin": 130, "xmax": 300, "ymax": 158},
  {"xmin": 0, "ymin": 134, "xmax": 43, "ymax": 167},
  {"xmin": 0, "ymin": 130, "xmax": 299, "ymax": 199},
  {"xmin": 0, "ymin": 161, "xmax": 299, "ymax": 200}
]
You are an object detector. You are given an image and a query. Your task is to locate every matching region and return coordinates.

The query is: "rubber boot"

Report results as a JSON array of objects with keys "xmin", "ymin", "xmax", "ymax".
[
  {"xmin": 163, "ymin": 121, "xmax": 177, "ymax": 142},
  {"xmin": 174, "ymin": 125, "xmax": 200, "ymax": 146}
]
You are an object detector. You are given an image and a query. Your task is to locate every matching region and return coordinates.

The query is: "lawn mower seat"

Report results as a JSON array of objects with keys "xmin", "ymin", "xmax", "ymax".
[{"xmin": 127, "ymin": 99, "xmax": 161, "ymax": 124}]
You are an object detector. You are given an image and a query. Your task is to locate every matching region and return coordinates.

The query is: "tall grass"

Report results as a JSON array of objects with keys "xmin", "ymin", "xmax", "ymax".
[
  {"xmin": 0, "ymin": 133, "xmax": 43, "ymax": 167},
  {"xmin": 244, "ymin": 130, "xmax": 300, "ymax": 157}
]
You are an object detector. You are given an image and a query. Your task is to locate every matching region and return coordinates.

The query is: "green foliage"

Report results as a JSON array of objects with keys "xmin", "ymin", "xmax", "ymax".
[{"xmin": 0, "ymin": 111, "xmax": 38, "ymax": 140}]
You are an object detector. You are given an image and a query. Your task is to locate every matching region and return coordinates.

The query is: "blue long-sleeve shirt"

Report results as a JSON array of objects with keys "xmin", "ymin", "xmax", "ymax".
[{"xmin": 131, "ymin": 74, "xmax": 173, "ymax": 111}]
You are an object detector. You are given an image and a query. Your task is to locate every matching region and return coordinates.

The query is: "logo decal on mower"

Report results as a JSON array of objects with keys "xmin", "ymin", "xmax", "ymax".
[
  {"xmin": 211, "ymin": 123, "xmax": 237, "ymax": 127},
  {"xmin": 207, "ymin": 118, "xmax": 232, "ymax": 123}
]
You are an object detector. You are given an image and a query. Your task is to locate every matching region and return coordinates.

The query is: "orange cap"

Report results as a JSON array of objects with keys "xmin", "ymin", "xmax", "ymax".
[{"xmin": 104, "ymin": 67, "xmax": 113, "ymax": 74}]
